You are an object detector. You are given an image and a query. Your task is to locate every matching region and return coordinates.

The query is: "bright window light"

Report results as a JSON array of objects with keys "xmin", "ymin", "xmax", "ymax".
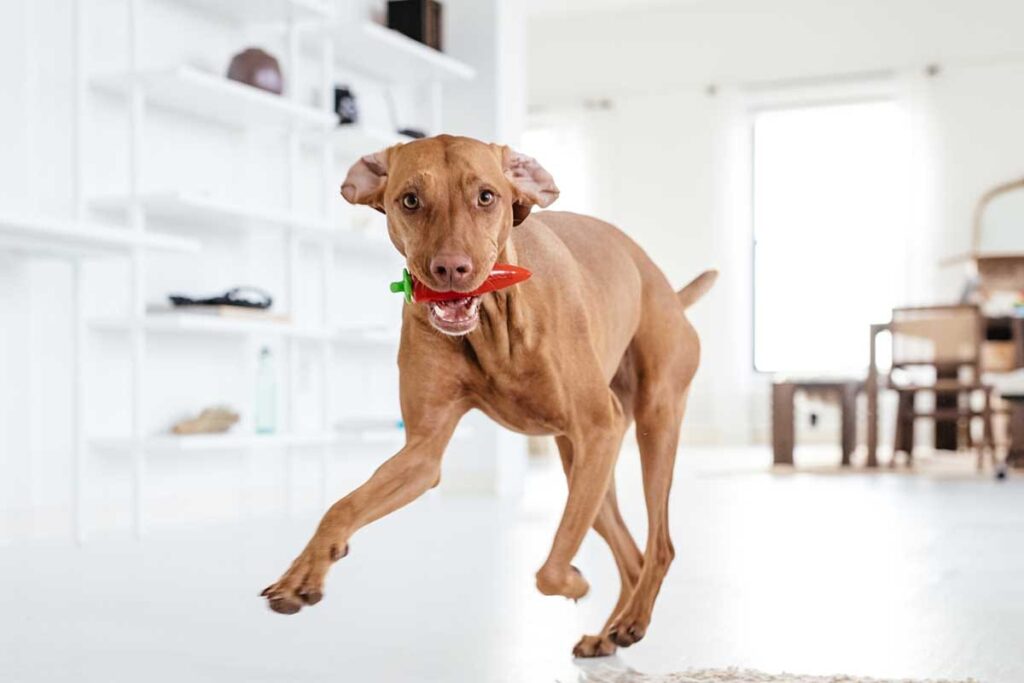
[{"xmin": 753, "ymin": 99, "xmax": 909, "ymax": 374}]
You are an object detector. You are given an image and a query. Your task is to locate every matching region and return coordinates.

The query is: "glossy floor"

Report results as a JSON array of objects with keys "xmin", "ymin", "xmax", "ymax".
[{"xmin": 2, "ymin": 447, "xmax": 1022, "ymax": 683}]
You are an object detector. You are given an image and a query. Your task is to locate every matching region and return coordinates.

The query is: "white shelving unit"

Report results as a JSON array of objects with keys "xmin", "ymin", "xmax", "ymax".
[
  {"xmin": 49, "ymin": 0, "xmax": 476, "ymax": 541},
  {"xmin": 334, "ymin": 124, "xmax": 416, "ymax": 161},
  {"xmin": 328, "ymin": 21, "xmax": 476, "ymax": 83},
  {"xmin": 90, "ymin": 191, "xmax": 330, "ymax": 235},
  {"xmin": 172, "ymin": 0, "xmax": 331, "ymax": 24},
  {"xmin": 90, "ymin": 189, "xmax": 398, "ymax": 255},
  {"xmin": 89, "ymin": 312, "xmax": 335, "ymax": 340},
  {"xmin": 91, "ymin": 431, "xmax": 340, "ymax": 453},
  {"xmin": 0, "ymin": 213, "xmax": 199, "ymax": 258},
  {"xmin": 92, "ymin": 65, "xmax": 335, "ymax": 130}
]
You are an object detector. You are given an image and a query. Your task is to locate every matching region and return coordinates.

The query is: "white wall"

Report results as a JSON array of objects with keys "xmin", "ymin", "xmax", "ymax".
[{"xmin": 527, "ymin": 0, "xmax": 1024, "ymax": 444}]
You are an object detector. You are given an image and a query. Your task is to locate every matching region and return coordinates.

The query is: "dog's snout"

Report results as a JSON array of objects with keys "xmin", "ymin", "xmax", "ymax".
[{"xmin": 430, "ymin": 253, "xmax": 474, "ymax": 289}]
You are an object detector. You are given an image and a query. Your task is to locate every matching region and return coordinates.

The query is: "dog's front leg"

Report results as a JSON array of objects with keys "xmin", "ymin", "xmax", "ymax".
[
  {"xmin": 261, "ymin": 404, "xmax": 463, "ymax": 614},
  {"xmin": 535, "ymin": 390, "xmax": 626, "ymax": 601}
]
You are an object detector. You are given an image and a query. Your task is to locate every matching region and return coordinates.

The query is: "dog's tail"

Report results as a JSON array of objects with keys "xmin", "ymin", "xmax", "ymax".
[{"xmin": 676, "ymin": 269, "xmax": 718, "ymax": 309}]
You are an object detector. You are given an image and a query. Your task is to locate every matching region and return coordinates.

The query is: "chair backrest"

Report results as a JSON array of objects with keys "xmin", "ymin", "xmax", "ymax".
[{"xmin": 889, "ymin": 305, "xmax": 982, "ymax": 371}]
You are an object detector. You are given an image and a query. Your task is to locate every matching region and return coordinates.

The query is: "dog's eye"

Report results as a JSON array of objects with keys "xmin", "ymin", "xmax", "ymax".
[
  {"xmin": 478, "ymin": 190, "xmax": 495, "ymax": 206},
  {"xmin": 401, "ymin": 193, "xmax": 419, "ymax": 210}
]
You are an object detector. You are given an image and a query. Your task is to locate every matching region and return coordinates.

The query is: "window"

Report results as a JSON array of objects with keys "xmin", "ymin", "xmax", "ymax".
[{"xmin": 752, "ymin": 99, "xmax": 909, "ymax": 374}]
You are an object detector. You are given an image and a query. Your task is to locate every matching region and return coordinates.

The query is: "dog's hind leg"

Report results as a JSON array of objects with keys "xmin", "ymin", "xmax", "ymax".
[
  {"xmin": 553, "ymin": 436, "xmax": 643, "ymax": 658},
  {"xmin": 607, "ymin": 385, "xmax": 689, "ymax": 648},
  {"xmin": 573, "ymin": 475, "xmax": 644, "ymax": 657}
]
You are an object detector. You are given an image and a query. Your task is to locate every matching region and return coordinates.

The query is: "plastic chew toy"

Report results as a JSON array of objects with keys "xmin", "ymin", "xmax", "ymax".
[{"xmin": 389, "ymin": 264, "xmax": 532, "ymax": 303}]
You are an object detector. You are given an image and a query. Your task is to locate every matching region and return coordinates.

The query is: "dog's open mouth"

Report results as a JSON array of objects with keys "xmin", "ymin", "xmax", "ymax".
[{"xmin": 427, "ymin": 296, "xmax": 481, "ymax": 336}]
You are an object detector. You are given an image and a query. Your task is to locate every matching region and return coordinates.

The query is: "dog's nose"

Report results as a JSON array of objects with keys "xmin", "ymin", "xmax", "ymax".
[{"xmin": 430, "ymin": 253, "xmax": 474, "ymax": 289}]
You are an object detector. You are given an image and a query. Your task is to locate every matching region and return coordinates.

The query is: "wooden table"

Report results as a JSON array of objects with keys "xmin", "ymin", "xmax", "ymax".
[{"xmin": 772, "ymin": 378, "xmax": 862, "ymax": 467}]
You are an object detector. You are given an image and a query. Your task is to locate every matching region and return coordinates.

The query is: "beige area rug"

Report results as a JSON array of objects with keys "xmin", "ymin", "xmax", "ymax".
[{"xmin": 576, "ymin": 665, "xmax": 977, "ymax": 683}]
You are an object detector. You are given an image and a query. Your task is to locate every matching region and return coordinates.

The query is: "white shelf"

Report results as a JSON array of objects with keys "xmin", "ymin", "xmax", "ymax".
[
  {"xmin": 90, "ymin": 313, "xmax": 333, "ymax": 340},
  {"xmin": 335, "ymin": 418, "xmax": 474, "ymax": 443},
  {"xmin": 334, "ymin": 125, "xmax": 415, "ymax": 160},
  {"xmin": 327, "ymin": 22, "xmax": 476, "ymax": 83},
  {"xmin": 92, "ymin": 66, "xmax": 334, "ymax": 131},
  {"xmin": 0, "ymin": 213, "xmax": 200, "ymax": 258},
  {"xmin": 90, "ymin": 190, "xmax": 402, "ymax": 256},
  {"xmin": 91, "ymin": 431, "xmax": 339, "ymax": 453},
  {"xmin": 172, "ymin": 0, "xmax": 331, "ymax": 24},
  {"xmin": 91, "ymin": 424, "xmax": 471, "ymax": 453},
  {"xmin": 88, "ymin": 314, "xmax": 402, "ymax": 345},
  {"xmin": 90, "ymin": 191, "xmax": 329, "ymax": 235}
]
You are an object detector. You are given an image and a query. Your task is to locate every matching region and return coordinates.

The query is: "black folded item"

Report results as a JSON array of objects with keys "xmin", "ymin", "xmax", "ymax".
[{"xmin": 169, "ymin": 286, "xmax": 273, "ymax": 309}]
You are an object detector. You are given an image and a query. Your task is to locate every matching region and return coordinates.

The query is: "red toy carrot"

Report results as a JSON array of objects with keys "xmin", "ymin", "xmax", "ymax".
[{"xmin": 389, "ymin": 264, "xmax": 532, "ymax": 303}]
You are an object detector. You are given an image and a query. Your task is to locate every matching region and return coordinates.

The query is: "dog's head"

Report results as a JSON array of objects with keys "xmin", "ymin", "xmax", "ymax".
[{"xmin": 341, "ymin": 135, "xmax": 558, "ymax": 336}]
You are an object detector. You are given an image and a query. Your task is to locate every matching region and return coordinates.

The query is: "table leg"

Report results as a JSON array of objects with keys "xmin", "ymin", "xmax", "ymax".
[
  {"xmin": 840, "ymin": 384, "xmax": 857, "ymax": 466},
  {"xmin": 1009, "ymin": 401, "xmax": 1024, "ymax": 469},
  {"xmin": 772, "ymin": 383, "xmax": 795, "ymax": 466},
  {"xmin": 935, "ymin": 368, "xmax": 959, "ymax": 451}
]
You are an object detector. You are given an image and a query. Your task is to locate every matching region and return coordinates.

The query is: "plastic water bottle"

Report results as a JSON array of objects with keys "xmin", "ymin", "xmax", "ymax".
[{"xmin": 254, "ymin": 346, "xmax": 276, "ymax": 434}]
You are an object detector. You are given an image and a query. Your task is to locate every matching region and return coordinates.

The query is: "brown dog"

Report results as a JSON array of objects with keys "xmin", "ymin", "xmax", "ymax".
[{"xmin": 261, "ymin": 134, "xmax": 716, "ymax": 657}]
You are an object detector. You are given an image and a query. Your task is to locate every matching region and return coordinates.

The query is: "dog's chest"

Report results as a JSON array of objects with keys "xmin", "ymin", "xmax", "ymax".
[{"xmin": 464, "ymin": 349, "xmax": 569, "ymax": 436}]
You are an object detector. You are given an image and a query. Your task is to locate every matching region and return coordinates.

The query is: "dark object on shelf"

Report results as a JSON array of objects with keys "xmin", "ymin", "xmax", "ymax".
[
  {"xmin": 169, "ymin": 286, "xmax": 273, "ymax": 309},
  {"xmin": 334, "ymin": 86, "xmax": 358, "ymax": 125},
  {"xmin": 227, "ymin": 48, "xmax": 283, "ymax": 95},
  {"xmin": 398, "ymin": 128, "xmax": 426, "ymax": 139},
  {"xmin": 387, "ymin": 0, "xmax": 443, "ymax": 50}
]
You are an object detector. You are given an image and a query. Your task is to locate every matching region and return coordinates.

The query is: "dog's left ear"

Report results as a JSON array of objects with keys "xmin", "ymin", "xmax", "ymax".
[{"xmin": 498, "ymin": 146, "xmax": 559, "ymax": 226}]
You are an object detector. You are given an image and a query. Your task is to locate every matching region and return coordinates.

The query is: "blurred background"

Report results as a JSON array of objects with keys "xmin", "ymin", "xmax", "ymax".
[{"xmin": 1, "ymin": 1, "xmax": 1023, "ymax": 682}]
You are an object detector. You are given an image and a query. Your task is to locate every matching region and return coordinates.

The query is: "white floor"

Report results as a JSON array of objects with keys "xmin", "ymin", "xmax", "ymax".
[{"xmin": 2, "ymin": 446, "xmax": 1023, "ymax": 683}]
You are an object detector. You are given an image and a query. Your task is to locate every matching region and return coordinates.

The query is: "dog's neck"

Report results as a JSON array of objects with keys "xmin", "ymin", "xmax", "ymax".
[{"xmin": 465, "ymin": 235, "xmax": 533, "ymax": 359}]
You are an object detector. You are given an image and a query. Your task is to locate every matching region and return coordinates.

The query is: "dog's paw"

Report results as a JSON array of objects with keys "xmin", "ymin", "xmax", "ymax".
[
  {"xmin": 536, "ymin": 563, "xmax": 590, "ymax": 601},
  {"xmin": 607, "ymin": 613, "xmax": 647, "ymax": 648},
  {"xmin": 260, "ymin": 542, "xmax": 348, "ymax": 615},
  {"xmin": 572, "ymin": 633, "xmax": 617, "ymax": 658}
]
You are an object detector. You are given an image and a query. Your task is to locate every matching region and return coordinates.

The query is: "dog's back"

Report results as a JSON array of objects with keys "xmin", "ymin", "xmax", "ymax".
[{"xmin": 516, "ymin": 210, "xmax": 710, "ymax": 383}]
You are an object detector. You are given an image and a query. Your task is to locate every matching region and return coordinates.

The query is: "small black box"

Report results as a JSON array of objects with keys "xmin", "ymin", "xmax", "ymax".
[{"xmin": 387, "ymin": 0, "xmax": 442, "ymax": 51}]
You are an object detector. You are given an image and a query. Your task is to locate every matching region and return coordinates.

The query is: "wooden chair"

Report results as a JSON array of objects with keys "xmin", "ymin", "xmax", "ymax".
[{"xmin": 886, "ymin": 305, "xmax": 996, "ymax": 469}]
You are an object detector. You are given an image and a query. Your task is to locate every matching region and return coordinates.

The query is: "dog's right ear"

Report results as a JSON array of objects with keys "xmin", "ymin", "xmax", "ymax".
[{"xmin": 341, "ymin": 149, "xmax": 392, "ymax": 214}]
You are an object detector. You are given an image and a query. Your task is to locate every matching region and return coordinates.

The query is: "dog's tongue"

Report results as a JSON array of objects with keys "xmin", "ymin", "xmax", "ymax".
[{"xmin": 389, "ymin": 264, "xmax": 532, "ymax": 303}]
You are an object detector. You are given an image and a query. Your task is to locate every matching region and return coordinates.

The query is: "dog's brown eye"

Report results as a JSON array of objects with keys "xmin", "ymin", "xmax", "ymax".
[
  {"xmin": 478, "ymin": 190, "xmax": 495, "ymax": 206},
  {"xmin": 402, "ymin": 193, "xmax": 419, "ymax": 210}
]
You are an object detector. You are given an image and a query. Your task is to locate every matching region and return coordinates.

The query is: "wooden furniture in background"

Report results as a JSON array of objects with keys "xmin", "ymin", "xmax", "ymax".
[
  {"xmin": 1005, "ymin": 394, "xmax": 1024, "ymax": 468},
  {"xmin": 868, "ymin": 315, "xmax": 1024, "ymax": 466},
  {"xmin": 938, "ymin": 178, "xmax": 1024, "ymax": 450},
  {"xmin": 866, "ymin": 305, "xmax": 997, "ymax": 468},
  {"xmin": 772, "ymin": 378, "xmax": 861, "ymax": 467}
]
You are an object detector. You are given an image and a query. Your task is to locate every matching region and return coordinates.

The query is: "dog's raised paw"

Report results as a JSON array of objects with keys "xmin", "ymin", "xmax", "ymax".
[
  {"xmin": 536, "ymin": 563, "xmax": 590, "ymax": 601},
  {"xmin": 572, "ymin": 634, "xmax": 617, "ymax": 658}
]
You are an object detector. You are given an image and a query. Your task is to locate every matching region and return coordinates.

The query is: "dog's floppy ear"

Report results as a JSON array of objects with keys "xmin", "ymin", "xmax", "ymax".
[
  {"xmin": 500, "ymin": 146, "xmax": 559, "ymax": 226},
  {"xmin": 340, "ymin": 149, "xmax": 392, "ymax": 213}
]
